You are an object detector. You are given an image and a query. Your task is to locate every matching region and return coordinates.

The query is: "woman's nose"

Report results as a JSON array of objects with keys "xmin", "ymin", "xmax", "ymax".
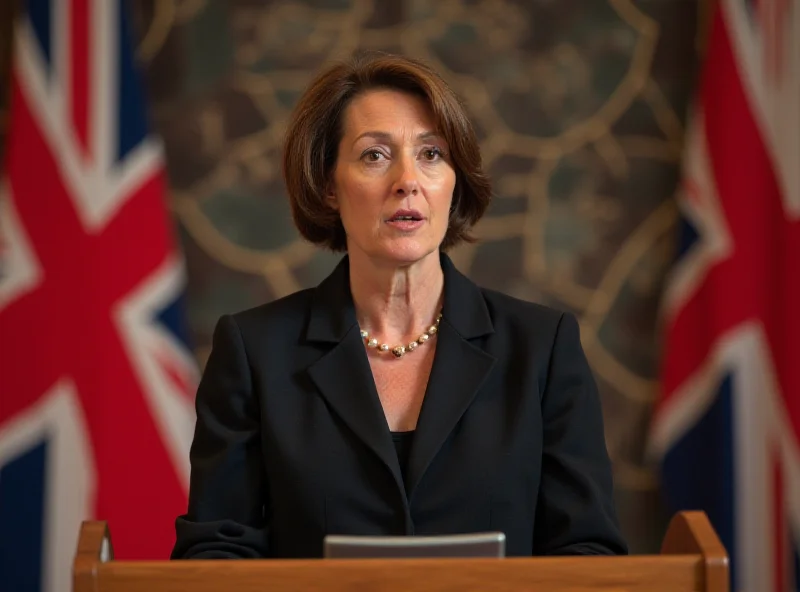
[{"xmin": 392, "ymin": 156, "xmax": 419, "ymax": 196}]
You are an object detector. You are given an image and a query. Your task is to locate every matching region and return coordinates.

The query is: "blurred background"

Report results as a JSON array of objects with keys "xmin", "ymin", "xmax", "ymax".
[
  {"xmin": 132, "ymin": 0, "xmax": 705, "ymax": 552},
  {"xmin": 1, "ymin": 1, "xmax": 797, "ymax": 591},
  {"xmin": 0, "ymin": 0, "xmax": 707, "ymax": 561}
]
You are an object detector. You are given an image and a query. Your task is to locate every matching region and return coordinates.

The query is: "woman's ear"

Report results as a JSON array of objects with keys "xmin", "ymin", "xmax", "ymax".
[{"xmin": 325, "ymin": 182, "xmax": 339, "ymax": 210}]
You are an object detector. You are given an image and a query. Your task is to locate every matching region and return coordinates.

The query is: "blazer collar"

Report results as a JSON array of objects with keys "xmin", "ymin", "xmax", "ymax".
[
  {"xmin": 305, "ymin": 251, "xmax": 497, "ymax": 505},
  {"xmin": 305, "ymin": 252, "xmax": 494, "ymax": 343},
  {"xmin": 306, "ymin": 255, "xmax": 357, "ymax": 344}
]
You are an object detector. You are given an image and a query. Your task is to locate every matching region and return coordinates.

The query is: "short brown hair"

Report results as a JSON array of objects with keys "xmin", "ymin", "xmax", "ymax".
[{"xmin": 282, "ymin": 52, "xmax": 492, "ymax": 251}]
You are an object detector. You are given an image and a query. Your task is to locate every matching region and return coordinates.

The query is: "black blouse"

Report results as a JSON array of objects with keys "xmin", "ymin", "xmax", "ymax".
[{"xmin": 391, "ymin": 430, "xmax": 414, "ymax": 486}]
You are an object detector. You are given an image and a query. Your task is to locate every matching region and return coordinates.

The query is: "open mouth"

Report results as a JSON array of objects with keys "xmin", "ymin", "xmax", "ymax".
[
  {"xmin": 386, "ymin": 210, "xmax": 424, "ymax": 231},
  {"xmin": 387, "ymin": 209, "xmax": 424, "ymax": 224}
]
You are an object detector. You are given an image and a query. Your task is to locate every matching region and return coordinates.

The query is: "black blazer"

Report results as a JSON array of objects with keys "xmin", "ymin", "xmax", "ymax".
[{"xmin": 171, "ymin": 253, "xmax": 627, "ymax": 559}]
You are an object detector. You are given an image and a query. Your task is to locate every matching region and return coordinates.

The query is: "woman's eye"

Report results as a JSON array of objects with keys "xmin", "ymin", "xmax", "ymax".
[
  {"xmin": 363, "ymin": 150, "xmax": 385, "ymax": 162},
  {"xmin": 422, "ymin": 148, "xmax": 443, "ymax": 161}
]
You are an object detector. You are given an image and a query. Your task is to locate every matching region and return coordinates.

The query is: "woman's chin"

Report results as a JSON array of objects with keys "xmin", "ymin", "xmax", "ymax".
[{"xmin": 373, "ymin": 240, "xmax": 440, "ymax": 267}]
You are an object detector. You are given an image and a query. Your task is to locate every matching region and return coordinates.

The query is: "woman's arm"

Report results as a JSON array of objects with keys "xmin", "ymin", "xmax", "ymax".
[
  {"xmin": 533, "ymin": 312, "xmax": 628, "ymax": 556},
  {"xmin": 171, "ymin": 314, "xmax": 269, "ymax": 559}
]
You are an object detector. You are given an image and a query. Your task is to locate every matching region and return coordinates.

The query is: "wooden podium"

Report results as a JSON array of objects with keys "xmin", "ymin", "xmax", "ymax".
[{"xmin": 73, "ymin": 511, "xmax": 728, "ymax": 592}]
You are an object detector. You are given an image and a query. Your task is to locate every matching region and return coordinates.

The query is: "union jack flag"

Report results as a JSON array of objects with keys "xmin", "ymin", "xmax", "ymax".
[
  {"xmin": 650, "ymin": 0, "xmax": 799, "ymax": 590},
  {"xmin": 0, "ymin": 1, "xmax": 197, "ymax": 590}
]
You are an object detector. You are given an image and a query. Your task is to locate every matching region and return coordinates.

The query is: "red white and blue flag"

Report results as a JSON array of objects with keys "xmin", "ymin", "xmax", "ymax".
[
  {"xmin": 650, "ymin": 0, "xmax": 799, "ymax": 590},
  {"xmin": 0, "ymin": 1, "xmax": 197, "ymax": 590}
]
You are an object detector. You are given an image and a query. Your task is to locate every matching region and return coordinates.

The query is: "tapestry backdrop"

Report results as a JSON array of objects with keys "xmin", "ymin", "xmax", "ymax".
[{"xmin": 0, "ymin": 0, "xmax": 703, "ymax": 553}]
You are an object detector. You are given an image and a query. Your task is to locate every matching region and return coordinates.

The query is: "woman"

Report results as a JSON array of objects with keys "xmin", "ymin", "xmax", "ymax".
[{"xmin": 171, "ymin": 52, "xmax": 627, "ymax": 559}]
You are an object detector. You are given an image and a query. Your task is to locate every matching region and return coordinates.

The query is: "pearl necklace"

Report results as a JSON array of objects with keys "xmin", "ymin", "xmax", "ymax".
[{"xmin": 360, "ymin": 312, "xmax": 442, "ymax": 358}]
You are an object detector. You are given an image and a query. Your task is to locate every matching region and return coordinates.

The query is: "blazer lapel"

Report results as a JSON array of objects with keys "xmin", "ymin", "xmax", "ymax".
[
  {"xmin": 304, "ymin": 257, "xmax": 405, "ymax": 495},
  {"xmin": 406, "ymin": 254, "xmax": 497, "ymax": 499}
]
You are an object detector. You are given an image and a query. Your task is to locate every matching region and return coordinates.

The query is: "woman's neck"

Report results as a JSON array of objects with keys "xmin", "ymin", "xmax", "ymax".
[{"xmin": 348, "ymin": 250, "xmax": 444, "ymax": 344}]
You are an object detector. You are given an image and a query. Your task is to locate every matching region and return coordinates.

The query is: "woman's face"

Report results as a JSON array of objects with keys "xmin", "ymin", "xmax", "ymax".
[{"xmin": 329, "ymin": 89, "xmax": 456, "ymax": 267}]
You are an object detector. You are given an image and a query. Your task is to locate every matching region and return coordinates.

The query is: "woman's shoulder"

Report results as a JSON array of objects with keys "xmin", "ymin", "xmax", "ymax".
[
  {"xmin": 479, "ymin": 286, "xmax": 568, "ymax": 329},
  {"xmin": 474, "ymin": 286, "xmax": 586, "ymax": 353},
  {"xmin": 475, "ymin": 287, "xmax": 590, "ymax": 377},
  {"xmin": 224, "ymin": 287, "xmax": 317, "ymax": 339}
]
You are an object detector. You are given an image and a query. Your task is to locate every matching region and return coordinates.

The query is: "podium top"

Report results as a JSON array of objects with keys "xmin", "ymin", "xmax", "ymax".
[{"xmin": 73, "ymin": 511, "xmax": 728, "ymax": 592}]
